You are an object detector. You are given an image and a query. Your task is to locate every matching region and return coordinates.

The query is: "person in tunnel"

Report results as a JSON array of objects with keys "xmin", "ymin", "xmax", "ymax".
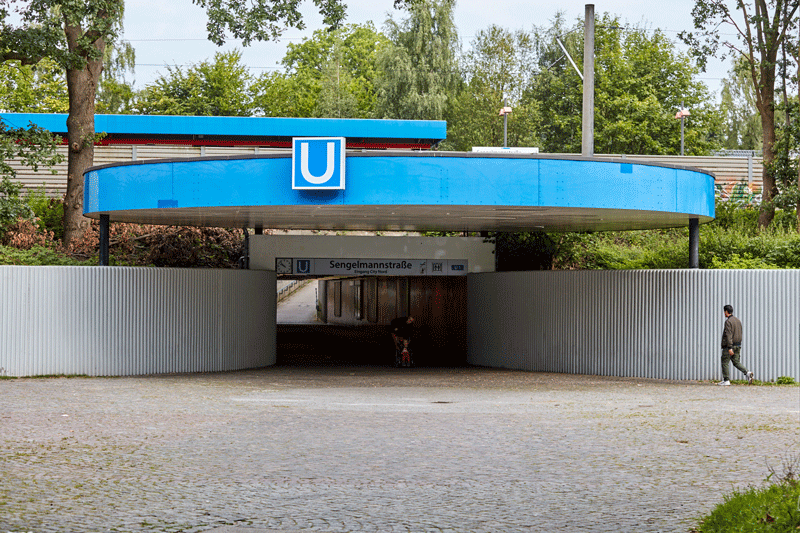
[{"xmin": 390, "ymin": 315, "xmax": 415, "ymax": 367}]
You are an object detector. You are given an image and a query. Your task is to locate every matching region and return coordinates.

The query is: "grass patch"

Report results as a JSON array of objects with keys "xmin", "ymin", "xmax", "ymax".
[
  {"xmin": 693, "ymin": 482, "xmax": 800, "ymax": 532},
  {"xmin": 728, "ymin": 377, "xmax": 799, "ymax": 386},
  {"xmin": 694, "ymin": 455, "xmax": 800, "ymax": 532}
]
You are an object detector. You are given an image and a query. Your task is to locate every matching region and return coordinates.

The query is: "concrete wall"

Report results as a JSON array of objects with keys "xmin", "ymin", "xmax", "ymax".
[
  {"xmin": 250, "ymin": 235, "xmax": 496, "ymax": 273},
  {"xmin": 0, "ymin": 267, "xmax": 275, "ymax": 377},
  {"xmin": 468, "ymin": 270, "xmax": 800, "ymax": 381}
]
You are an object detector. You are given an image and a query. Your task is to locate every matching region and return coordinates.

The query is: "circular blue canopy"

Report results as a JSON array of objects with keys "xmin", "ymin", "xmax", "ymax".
[{"xmin": 84, "ymin": 152, "xmax": 714, "ymax": 232}]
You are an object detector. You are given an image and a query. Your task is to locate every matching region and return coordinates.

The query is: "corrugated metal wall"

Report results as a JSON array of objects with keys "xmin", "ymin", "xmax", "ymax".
[
  {"xmin": 468, "ymin": 270, "xmax": 800, "ymax": 381},
  {"xmin": 0, "ymin": 267, "xmax": 276, "ymax": 377}
]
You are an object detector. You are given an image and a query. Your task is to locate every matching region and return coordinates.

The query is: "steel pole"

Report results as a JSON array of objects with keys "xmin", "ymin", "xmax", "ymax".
[
  {"xmin": 503, "ymin": 99, "xmax": 508, "ymax": 148},
  {"xmin": 99, "ymin": 214, "xmax": 110, "ymax": 266},
  {"xmin": 581, "ymin": 4, "xmax": 595, "ymax": 157},
  {"xmin": 689, "ymin": 218, "xmax": 699, "ymax": 269}
]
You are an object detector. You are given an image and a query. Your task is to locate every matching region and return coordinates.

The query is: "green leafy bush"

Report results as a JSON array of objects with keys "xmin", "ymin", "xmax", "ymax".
[
  {"xmin": 0, "ymin": 245, "xmax": 93, "ymax": 266},
  {"xmin": 709, "ymin": 253, "xmax": 780, "ymax": 269},
  {"xmin": 0, "ymin": 176, "xmax": 35, "ymax": 238},
  {"xmin": 552, "ymin": 199, "xmax": 799, "ymax": 270},
  {"xmin": 776, "ymin": 376, "xmax": 796, "ymax": 385},
  {"xmin": 25, "ymin": 186, "xmax": 64, "ymax": 240}
]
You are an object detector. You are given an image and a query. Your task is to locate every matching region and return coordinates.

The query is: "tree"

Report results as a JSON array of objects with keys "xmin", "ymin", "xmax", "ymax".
[
  {"xmin": 375, "ymin": 0, "xmax": 461, "ymax": 120},
  {"xmin": 96, "ymin": 41, "xmax": 136, "ymax": 114},
  {"xmin": 0, "ymin": 58, "xmax": 69, "ymax": 113},
  {"xmin": 135, "ymin": 50, "xmax": 254, "ymax": 116},
  {"xmin": 447, "ymin": 25, "xmax": 540, "ymax": 150},
  {"xmin": 251, "ymin": 23, "xmax": 390, "ymax": 118},
  {"xmin": 718, "ymin": 58, "xmax": 763, "ymax": 150},
  {"xmin": 1, "ymin": 1, "xmax": 124, "ymax": 245},
  {"xmin": 528, "ymin": 13, "xmax": 720, "ymax": 155},
  {"xmin": 680, "ymin": 0, "xmax": 800, "ymax": 228},
  {"xmin": 1, "ymin": 0, "xmax": 346, "ymax": 245}
]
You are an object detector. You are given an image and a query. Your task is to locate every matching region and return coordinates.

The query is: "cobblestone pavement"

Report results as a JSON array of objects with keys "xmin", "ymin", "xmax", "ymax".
[{"xmin": 1, "ymin": 366, "xmax": 798, "ymax": 533}]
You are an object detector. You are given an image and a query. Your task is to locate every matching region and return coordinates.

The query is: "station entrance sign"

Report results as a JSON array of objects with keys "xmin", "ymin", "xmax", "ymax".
[
  {"xmin": 292, "ymin": 137, "xmax": 346, "ymax": 190},
  {"xmin": 276, "ymin": 258, "xmax": 468, "ymax": 276}
]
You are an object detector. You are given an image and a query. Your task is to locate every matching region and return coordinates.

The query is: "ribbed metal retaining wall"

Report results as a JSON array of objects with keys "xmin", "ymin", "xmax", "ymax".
[
  {"xmin": 468, "ymin": 270, "xmax": 800, "ymax": 381},
  {"xmin": 0, "ymin": 267, "xmax": 275, "ymax": 377}
]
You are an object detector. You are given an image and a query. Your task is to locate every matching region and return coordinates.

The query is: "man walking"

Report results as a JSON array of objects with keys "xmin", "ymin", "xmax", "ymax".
[{"xmin": 719, "ymin": 304, "xmax": 754, "ymax": 386}]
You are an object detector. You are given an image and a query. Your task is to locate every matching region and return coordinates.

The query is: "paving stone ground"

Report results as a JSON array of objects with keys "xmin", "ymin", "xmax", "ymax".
[{"xmin": 1, "ymin": 366, "xmax": 798, "ymax": 533}]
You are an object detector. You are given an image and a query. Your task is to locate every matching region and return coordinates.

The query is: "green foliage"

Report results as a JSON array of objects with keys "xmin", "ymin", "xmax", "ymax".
[
  {"xmin": 0, "ymin": 59, "xmax": 69, "ymax": 113},
  {"xmin": 695, "ymin": 456, "xmax": 800, "ymax": 533},
  {"xmin": 134, "ymin": 50, "xmax": 254, "ymax": 116},
  {"xmin": 96, "ymin": 41, "xmax": 136, "ymax": 114},
  {"xmin": 194, "ymin": 0, "xmax": 346, "ymax": 46},
  {"xmin": 0, "ymin": 244, "xmax": 92, "ymax": 266},
  {"xmin": 375, "ymin": 0, "xmax": 461, "ymax": 120},
  {"xmin": 680, "ymin": 0, "xmax": 799, "ymax": 228},
  {"xmin": 700, "ymin": 222, "xmax": 800, "ymax": 269},
  {"xmin": 769, "ymin": 100, "xmax": 800, "ymax": 217},
  {"xmin": 696, "ymin": 481, "xmax": 800, "ymax": 532},
  {"xmin": 0, "ymin": 176, "xmax": 35, "ymax": 239},
  {"xmin": 0, "ymin": 120, "xmax": 63, "ymax": 180},
  {"xmin": 552, "ymin": 228, "xmax": 691, "ymax": 270},
  {"xmin": 551, "ymin": 200, "xmax": 800, "ymax": 270},
  {"xmin": 252, "ymin": 23, "xmax": 390, "ymax": 118},
  {"xmin": 776, "ymin": 376, "xmax": 796, "ymax": 385},
  {"xmin": 446, "ymin": 25, "xmax": 540, "ymax": 151},
  {"xmin": 527, "ymin": 13, "xmax": 720, "ymax": 155},
  {"xmin": 718, "ymin": 57, "xmax": 761, "ymax": 150},
  {"xmin": 709, "ymin": 253, "xmax": 779, "ymax": 269},
  {"xmin": 25, "ymin": 186, "xmax": 64, "ymax": 240}
]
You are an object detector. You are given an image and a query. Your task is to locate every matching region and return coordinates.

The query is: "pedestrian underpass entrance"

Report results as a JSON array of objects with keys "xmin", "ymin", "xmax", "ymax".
[
  {"xmin": 55, "ymin": 114, "xmax": 721, "ymax": 378},
  {"xmin": 277, "ymin": 276, "xmax": 468, "ymax": 367},
  {"xmin": 263, "ymin": 235, "xmax": 490, "ymax": 367}
]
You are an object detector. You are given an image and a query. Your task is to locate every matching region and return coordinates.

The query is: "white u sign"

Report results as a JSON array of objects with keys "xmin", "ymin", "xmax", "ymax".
[{"xmin": 292, "ymin": 137, "xmax": 346, "ymax": 190}]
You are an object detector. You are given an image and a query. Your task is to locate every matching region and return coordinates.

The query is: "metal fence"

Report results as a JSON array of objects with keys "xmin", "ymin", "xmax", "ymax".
[
  {"xmin": 468, "ymin": 270, "xmax": 800, "ymax": 381},
  {"xmin": 0, "ymin": 266, "xmax": 276, "ymax": 377}
]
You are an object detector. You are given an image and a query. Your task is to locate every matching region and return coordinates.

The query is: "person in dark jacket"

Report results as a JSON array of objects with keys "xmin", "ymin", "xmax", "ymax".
[
  {"xmin": 719, "ymin": 304, "xmax": 754, "ymax": 386},
  {"xmin": 390, "ymin": 316, "xmax": 414, "ymax": 366}
]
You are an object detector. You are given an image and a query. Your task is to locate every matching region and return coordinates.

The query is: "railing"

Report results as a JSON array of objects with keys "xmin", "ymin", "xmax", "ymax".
[{"xmin": 277, "ymin": 279, "xmax": 311, "ymax": 302}]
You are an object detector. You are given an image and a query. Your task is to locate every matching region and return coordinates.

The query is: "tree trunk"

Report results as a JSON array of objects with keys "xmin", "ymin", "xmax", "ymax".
[
  {"xmin": 62, "ymin": 23, "xmax": 105, "ymax": 247},
  {"xmin": 756, "ymin": 72, "xmax": 778, "ymax": 229}
]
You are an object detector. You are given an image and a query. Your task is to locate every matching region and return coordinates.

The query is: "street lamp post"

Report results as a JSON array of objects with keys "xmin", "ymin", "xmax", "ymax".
[
  {"xmin": 675, "ymin": 104, "xmax": 691, "ymax": 156},
  {"xmin": 499, "ymin": 102, "xmax": 512, "ymax": 148}
]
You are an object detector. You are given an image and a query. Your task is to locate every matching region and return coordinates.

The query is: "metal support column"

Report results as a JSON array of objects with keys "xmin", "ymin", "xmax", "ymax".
[
  {"xmin": 689, "ymin": 218, "xmax": 699, "ymax": 269},
  {"xmin": 99, "ymin": 214, "xmax": 110, "ymax": 266},
  {"xmin": 243, "ymin": 229, "xmax": 250, "ymax": 270},
  {"xmin": 581, "ymin": 4, "xmax": 595, "ymax": 157}
]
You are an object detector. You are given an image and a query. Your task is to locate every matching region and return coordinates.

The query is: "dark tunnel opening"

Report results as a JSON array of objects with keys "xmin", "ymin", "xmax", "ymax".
[{"xmin": 277, "ymin": 276, "xmax": 469, "ymax": 367}]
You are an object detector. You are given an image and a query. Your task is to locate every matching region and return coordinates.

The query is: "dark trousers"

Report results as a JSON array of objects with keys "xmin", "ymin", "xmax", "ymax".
[{"xmin": 721, "ymin": 346, "xmax": 748, "ymax": 381}]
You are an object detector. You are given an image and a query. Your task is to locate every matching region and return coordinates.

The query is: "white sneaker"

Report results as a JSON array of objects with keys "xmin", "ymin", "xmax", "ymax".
[
  {"xmin": 747, "ymin": 371, "xmax": 754, "ymax": 384},
  {"xmin": 718, "ymin": 380, "xmax": 731, "ymax": 386}
]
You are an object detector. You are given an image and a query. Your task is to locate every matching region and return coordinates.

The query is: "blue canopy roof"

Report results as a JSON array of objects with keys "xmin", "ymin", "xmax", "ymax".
[{"xmin": 0, "ymin": 113, "xmax": 447, "ymax": 149}]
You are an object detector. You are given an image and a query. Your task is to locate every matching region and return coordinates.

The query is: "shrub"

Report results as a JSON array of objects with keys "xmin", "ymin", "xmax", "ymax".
[
  {"xmin": 25, "ymin": 186, "xmax": 64, "ymax": 241},
  {"xmin": 709, "ymin": 253, "xmax": 780, "ymax": 269},
  {"xmin": 0, "ymin": 176, "xmax": 35, "ymax": 239},
  {"xmin": 0, "ymin": 244, "xmax": 92, "ymax": 266},
  {"xmin": 776, "ymin": 376, "xmax": 796, "ymax": 385}
]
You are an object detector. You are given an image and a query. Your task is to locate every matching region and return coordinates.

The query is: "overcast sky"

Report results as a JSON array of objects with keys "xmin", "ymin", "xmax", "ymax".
[{"xmin": 122, "ymin": 0, "xmax": 731, "ymax": 99}]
